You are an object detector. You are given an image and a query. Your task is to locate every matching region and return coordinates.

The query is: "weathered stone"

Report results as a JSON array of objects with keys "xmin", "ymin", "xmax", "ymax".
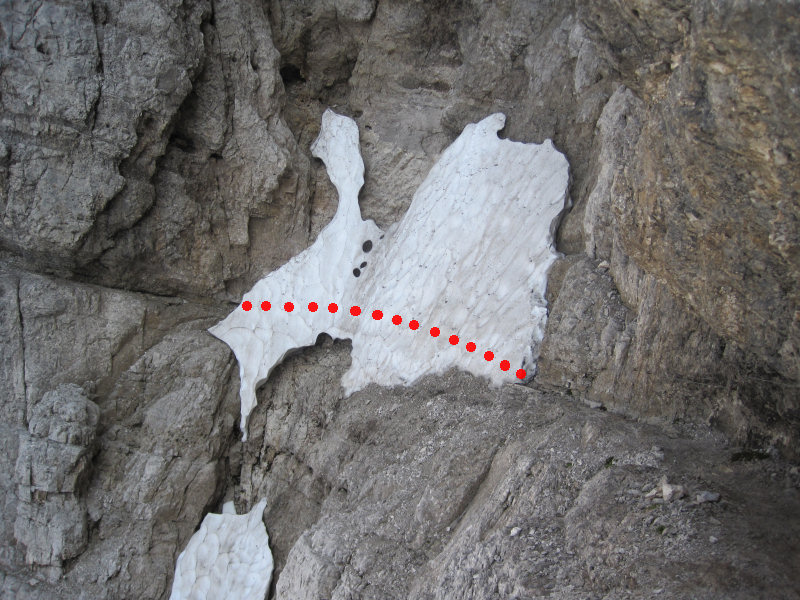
[
  {"xmin": 0, "ymin": 0, "xmax": 799, "ymax": 597},
  {"xmin": 14, "ymin": 385, "xmax": 98, "ymax": 579},
  {"xmin": 0, "ymin": 265, "xmax": 238, "ymax": 597},
  {"xmin": 236, "ymin": 358, "xmax": 800, "ymax": 600}
]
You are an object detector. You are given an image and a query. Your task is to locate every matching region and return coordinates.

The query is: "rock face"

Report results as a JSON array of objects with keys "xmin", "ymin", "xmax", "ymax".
[
  {"xmin": 14, "ymin": 384, "xmax": 98, "ymax": 581},
  {"xmin": 1, "ymin": 0, "xmax": 799, "ymax": 598},
  {"xmin": 242, "ymin": 353, "xmax": 800, "ymax": 600}
]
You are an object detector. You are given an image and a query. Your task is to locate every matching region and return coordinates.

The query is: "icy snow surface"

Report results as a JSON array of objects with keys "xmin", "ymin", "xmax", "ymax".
[
  {"xmin": 210, "ymin": 110, "xmax": 569, "ymax": 439},
  {"xmin": 169, "ymin": 499, "xmax": 272, "ymax": 600}
]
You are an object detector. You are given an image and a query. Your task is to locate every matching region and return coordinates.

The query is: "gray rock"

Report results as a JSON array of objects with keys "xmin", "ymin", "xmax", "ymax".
[
  {"xmin": 0, "ymin": 0, "xmax": 799, "ymax": 597},
  {"xmin": 0, "ymin": 265, "xmax": 237, "ymax": 597},
  {"xmin": 235, "ymin": 355, "xmax": 800, "ymax": 600},
  {"xmin": 696, "ymin": 491, "xmax": 721, "ymax": 504},
  {"xmin": 14, "ymin": 385, "xmax": 98, "ymax": 580}
]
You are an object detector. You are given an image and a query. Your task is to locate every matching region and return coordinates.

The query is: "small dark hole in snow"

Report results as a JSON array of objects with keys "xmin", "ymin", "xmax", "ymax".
[
  {"xmin": 353, "ymin": 268, "xmax": 361, "ymax": 277},
  {"xmin": 362, "ymin": 240, "xmax": 373, "ymax": 252},
  {"xmin": 360, "ymin": 261, "xmax": 367, "ymax": 268}
]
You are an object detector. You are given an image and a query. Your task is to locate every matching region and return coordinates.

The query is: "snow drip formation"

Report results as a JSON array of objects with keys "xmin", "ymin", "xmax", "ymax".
[{"xmin": 210, "ymin": 110, "xmax": 570, "ymax": 440}]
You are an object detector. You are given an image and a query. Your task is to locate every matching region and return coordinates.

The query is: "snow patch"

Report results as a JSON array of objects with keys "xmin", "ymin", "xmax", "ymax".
[
  {"xmin": 169, "ymin": 499, "xmax": 272, "ymax": 600},
  {"xmin": 210, "ymin": 110, "xmax": 569, "ymax": 439}
]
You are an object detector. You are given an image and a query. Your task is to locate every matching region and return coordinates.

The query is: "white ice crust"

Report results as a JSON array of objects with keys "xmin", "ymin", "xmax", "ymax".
[
  {"xmin": 210, "ymin": 110, "xmax": 569, "ymax": 439},
  {"xmin": 169, "ymin": 499, "xmax": 272, "ymax": 600}
]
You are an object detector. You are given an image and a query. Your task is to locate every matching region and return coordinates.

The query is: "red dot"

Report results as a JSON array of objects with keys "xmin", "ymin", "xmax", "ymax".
[
  {"xmin": 516, "ymin": 369, "xmax": 526, "ymax": 380},
  {"xmin": 372, "ymin": 310, "xmax": 383, "ymax": 320},
  {"xmin": 328, "ymin": 303, "xmax": 338, "ymax": 313},
  {"xmin": 484, "ymin": 351, "xmax": 494, "ymax": 361},
  {"xmin": 392, "ymin": 315, "xmax": 402, "ymax": 325},
  {"xmin": 500, "ymin": 360, "xmax": 510, "ymax": 371},
  {"xmin": 350, "ymin": 305, "xmax": 361, "ymax": 316},
  {"xmin": 261, "ymin": 301, "xmax": 271, "ymax": 311},
  {"xmin": 284, "ymin": 302, "xmax": 294, "ymax": 312},
  {"xmin": 242, "ymin": 301, "xmax": 252, "ymax": 311},
  {"xmin": 430, "ymin": 327, "xmax": 440, "ymax": 337},
  {"xmin": 466, "ymin": 342, "xmax": 476, "ymax": 352},
  {"xmin": 409, "ymin": 320, "xmax": 420, "ymax": 330},
  {"xmin": 308, "ymin": 302, "xmax": 318, "ymax": 312},
  {"xmin": 449, "ymin": 335, "xmax": 459, "ymax": 345}
]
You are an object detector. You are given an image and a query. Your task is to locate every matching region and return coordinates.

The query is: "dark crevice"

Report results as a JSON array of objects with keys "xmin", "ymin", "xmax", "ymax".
[
  {"xmin": 15, "ymin": 276, "xmax": 29, "ymax": 421},
  {"xmin": 279, "ymin": 63, "xmax": 305, "ymax": 85},
  {"xmin": 168, "ymin": 130, "xmax": 196, "ymax": 153}
]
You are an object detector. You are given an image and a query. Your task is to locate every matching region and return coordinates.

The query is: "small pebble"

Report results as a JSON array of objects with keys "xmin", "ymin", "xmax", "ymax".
[
  {"xmin": 645, "ymin": 487, "xmax": 660, "ymax": 499},
  {"xmin": 696, "ymin": 491, "xmax": 721, "ymax": 504},
  {"xmin": 709, "ymin": 535, "xmax": 718, "ymax": 543},
  {"xmin": 661, "ymin": 476, "xmax": 686, "ymax": 502},
  {"xmin": 509, "ymin": 527, "xmax": 522, "ymax": 537}
]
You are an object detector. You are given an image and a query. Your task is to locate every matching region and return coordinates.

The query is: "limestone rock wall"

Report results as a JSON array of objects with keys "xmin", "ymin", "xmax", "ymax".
[
  {"xmin": 539, "ymin": 1, "xmax": 800, "ymax": 454},
  {"xmin": 1, "ymin": 0, "xmax": 798, "ymax": 598},
  {"xmin": 267, "ymin": 0, "xmax": 799, "ymax": 455}
]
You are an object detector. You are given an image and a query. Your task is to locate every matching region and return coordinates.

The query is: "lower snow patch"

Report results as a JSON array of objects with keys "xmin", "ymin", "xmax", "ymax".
[{"xmin": 169, "ymin": 500, "xmax": 272, "ymax": 600}]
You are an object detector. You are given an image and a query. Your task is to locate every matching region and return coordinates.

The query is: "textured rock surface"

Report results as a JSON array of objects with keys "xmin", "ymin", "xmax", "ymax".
[
  {"xmin": 268, "ymin": 0, "xmax": 800, "ymax": 455},
  {"xmin": 0, "ymin": 0, "xmax": 309, "ymax": 298},
  {"xmin": 1, "ymin": 0, "xmax": 799, "ymax": 598},
  {"xmin": 238, "ymin": 349, "xmax": 800, "ymax": 599},
  {"xmin": 14, "ymin": 384, "xmax": 98, "ymax": 581},
  {"xmin": 0, "ymin": 264, "xmax": 240, "ymax": 598},
  {"xmin": 212, "ymin": 109, "xmax": 567, "ymax": 436}
]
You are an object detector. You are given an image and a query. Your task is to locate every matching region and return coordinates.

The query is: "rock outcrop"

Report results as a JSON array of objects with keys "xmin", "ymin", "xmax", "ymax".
[
  {"xmin": 1, "ymin": 0, "xmax": 798, "ymax": 598},
  {"xmin": 241, "ymin": 353, "xmax": 800, "ymax": 599},
  {"xmin": 14, "ymin": 384, "xmax": 98, "ymax": 581}
]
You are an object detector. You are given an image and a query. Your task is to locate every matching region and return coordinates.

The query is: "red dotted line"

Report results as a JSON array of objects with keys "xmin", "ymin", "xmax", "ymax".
[{"xmin": 240, "ymin": 300, "xmax": 526, "ymax": 380}]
